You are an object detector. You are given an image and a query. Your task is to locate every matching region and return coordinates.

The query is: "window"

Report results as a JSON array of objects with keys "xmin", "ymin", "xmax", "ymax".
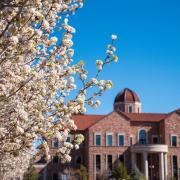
[
  {"xmin": 128, "ymin": 105, "xmax": 133, "ymax": 113},
  {"xmin": 106, "ymin": 133, "xmax": 113, "ymax": 146},
  {"xmin": 52, "ymin": 173, "xmax": 58, "ymax": 180},
  {"xmin": 139, "ymin": 130, "xmax": 147, "ymax": 144},
  {"xmin": 66, "ymin": 135, "xmax": 71, "ymax": 143},
  {"xmin": 118, "ymin": 134, "xmax": 125, "ymax": 146},
  {"xmin": 118, "ymin": 105, "xmax": 123, "ymax": 112},
  {"xmin": 75, "ymin": 156, "xmax": 82, "ymax": 166},
  {"xmin": 138, "ymin": 107, "xmax": 140, "ymax": 113},
  {"xmin": 52, "ymin": 138, "xmax": 59, "ymax": 148},
  {"xmin": 119, "ymin": 154, "xmax": 124, "ymax": 164},
  {"xmin": 95, "ymin": 133, "xmax": 101, "ymax": 146},
  {"xmin": 152, "ymin": 136, "xmax": 158, "ymax": 144},
  {"xmin": 129, "ymin": 136, "xmax": 133, "ymax": 146},
  {"xmin": 107, "ymin": 155, "xmax": 113, "ymax": 171},
  {"xmin": 171, "ymin": 135, "xmax": 177, "ymax": 147},
  {"xmin": 53, "ymin": 156, "xmax": 59, "ymax": 164},
  {"xmin": 96, "ymin": 155, "xmax": 101, "ymax": 172},
  {"xmin": 172, "ymin": 155, "xmax": 178, "ymax": 179}
]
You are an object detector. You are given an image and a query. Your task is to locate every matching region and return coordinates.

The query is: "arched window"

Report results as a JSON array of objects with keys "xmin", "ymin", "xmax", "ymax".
[{"xmin": 139, "ymin": 130, "xmax": 147, "ymax": 144}]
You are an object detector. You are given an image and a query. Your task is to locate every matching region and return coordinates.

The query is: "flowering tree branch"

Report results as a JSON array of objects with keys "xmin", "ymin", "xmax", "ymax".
[{"xmin": 0, "ymin": 0, "xmax": 118, "ymax": 179}]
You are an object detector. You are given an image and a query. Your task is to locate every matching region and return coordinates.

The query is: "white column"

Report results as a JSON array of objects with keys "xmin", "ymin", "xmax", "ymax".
[
  {"xmin": 143, "ymin": 152, "xmax": 149, "ymax": 180},
  {"xmin": 159, "ymin": 152, "xmax": 165, "ymax": 180},
  {"xmin": 131, "ymin": 152, "xmax": 136, "ymax": 171},
  {"xmin": 164, "ymin": 153, "xmax": 168, "ymax": 180}
]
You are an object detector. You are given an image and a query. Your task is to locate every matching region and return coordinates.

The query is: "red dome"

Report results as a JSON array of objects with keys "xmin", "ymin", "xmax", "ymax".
[{"xmin": 114, "ymin": 88, "xmax": 140, "ymax": 104}]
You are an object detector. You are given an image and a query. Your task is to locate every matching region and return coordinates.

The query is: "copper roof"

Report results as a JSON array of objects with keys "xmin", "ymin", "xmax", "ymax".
[{"xmin": 114, "ymin": 88, "xmax": 140, "ymax": 104}]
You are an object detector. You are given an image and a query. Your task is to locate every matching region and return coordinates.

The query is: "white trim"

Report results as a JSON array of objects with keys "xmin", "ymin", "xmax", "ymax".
[
  {"xmin": 138, "ymin": 129, "xmax": 148, "ymax": 144},
  {"xmin": 171, "ymin": 134, "xmax": 178, "ymax": 147},
  {"xmin": 117, "ymin": 133, "xmax": 125, "ymax": 146},
  {"xmin": 106, "ymin": 133, "xmax": 113, "ymax": 146},
  {"xmin": 94, "ymin": 133, "xmax": 101, "ymax": 146}
]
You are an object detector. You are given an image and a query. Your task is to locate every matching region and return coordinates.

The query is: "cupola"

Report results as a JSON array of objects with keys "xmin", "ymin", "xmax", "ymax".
[{"xmin": 114, "ymin": 88, "xmax": 141, "ymax": 113}]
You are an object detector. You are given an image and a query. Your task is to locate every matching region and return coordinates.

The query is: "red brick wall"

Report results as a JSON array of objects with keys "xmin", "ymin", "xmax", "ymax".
[
  {"xmin": 164, "ymin": 112, "xmax": 180, "ymax": 177},
  {"xmin": 130, "ymin": 121, "xmax": 160, "ymax": 144},
  {"xmin": 87, "ymin": 112, "xmax": 162, "ymax": 179},
  {"xmin": 34, "ymin": 111, "xmax": 180, "ymax": 180}
]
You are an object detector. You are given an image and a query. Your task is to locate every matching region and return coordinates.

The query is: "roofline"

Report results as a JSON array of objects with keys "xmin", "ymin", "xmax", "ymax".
[{"xmin": 86, "ymin": 111, "xmax": 118, "ymax": 129}]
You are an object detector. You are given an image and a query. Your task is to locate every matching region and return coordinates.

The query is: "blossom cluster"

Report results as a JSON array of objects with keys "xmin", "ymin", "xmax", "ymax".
[{"xmin": 0, "ymin": 0, "xmax": 118, "ymax": 178}]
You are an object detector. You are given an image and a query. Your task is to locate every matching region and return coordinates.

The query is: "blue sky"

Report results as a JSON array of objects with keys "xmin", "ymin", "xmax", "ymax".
[{"xmin": 69, "ymin": 0, "xmax": 180, "ymax": 114}]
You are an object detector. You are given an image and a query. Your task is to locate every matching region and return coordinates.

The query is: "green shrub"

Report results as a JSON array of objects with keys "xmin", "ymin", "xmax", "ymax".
[
  {"xmin": 112, "ymin": 162, "xmax": 130, "ymax": 180},
  {"xmin": 130, "ymin": 167, "xmax": 146, "ymax": 180},
  {"xmin": 75, "ymin": 165, "xmax": 88, "ymax": 180},
  {"xmin": 24, "ymin": 166, "xmax": 38, "ymax": 180}
]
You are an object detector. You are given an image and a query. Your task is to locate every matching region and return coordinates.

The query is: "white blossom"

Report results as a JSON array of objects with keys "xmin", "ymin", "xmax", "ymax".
[
  {"xmin": 111, "ymin": 34, "xmax": 117, "ymax": 40},
  {"xmin": 0, "ymin": 0, "xmax": 118, "ymax": 178}
]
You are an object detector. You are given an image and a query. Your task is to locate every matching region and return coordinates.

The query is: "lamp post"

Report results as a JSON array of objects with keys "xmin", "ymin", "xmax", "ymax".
[{"xmin": 149, "ymin": 165, "xmax": 155, "ymax": 180}]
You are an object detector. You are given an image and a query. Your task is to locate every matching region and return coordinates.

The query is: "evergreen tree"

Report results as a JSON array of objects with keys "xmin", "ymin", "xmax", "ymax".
[
  {"xmin": 130, "ymin": 167, "xmax": 146, "ymax": 180},
  {"xmin": 112, "ymin": 162, "xmax": 130, "ymax": 180},
  {"xmin": 75, "ymin": 165, "xmax": 88, "ymax": 180}
]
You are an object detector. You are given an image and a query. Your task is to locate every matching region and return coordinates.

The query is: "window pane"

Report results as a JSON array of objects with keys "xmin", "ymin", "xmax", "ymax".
[
  {"xmin": 66, "ymin": 136, "xmax": 71, "ymax": 143},
  {"xmin": 96, "ymin": 155, "xmax": 101, "ymax": 172},
  {"xmin": 173, "ymin": 156, "xmax": 178, "ymax": 179},
  {"xmin": 76, "ymin": 156, "xmax": 82, "ymax": 166},
  {"xmin": 119, "ymin": 154, "xmax": 124, "ymax": 164},
  {"xmin": 119, "ymin": 105, "xmax": 123, "ymax": 112},
  {"xmin": 96, "ymin": 134, "xmax": 101, "ymax": 146},
  {"xmin": 53, "ymin": 156, "xmax": 59, "ymax": 164},
  {"xmin": 119, "ymin": 135, "xmax": 124, "ymax": 146},
  {"xmin": 107, "ymin": 134, "xmax": 112, "ymax": 146},
  {"xmin": 53, "ymin": 139, "xmax": 59, "ymax": 148},
  {"xmin": 139, "ymin": 130, "xmax": 147, "ymax": 144},
  {"xmin": 107, "ymin": 155, "xmax": 113, "ymax": 171},
  {"xmin": 130, "ymin": 137, "xmax": 133, "ymax": 145},
  {"xmin": 172, "ymin": 136, "xmax": 177, "ymax": 146},
  {"xmin": 128, "ymin": 106, "xmax": 132, "ymax": 113},
  {"xmin": 153, "ymin": 137, "xmax": 158, "ymax": 144}
]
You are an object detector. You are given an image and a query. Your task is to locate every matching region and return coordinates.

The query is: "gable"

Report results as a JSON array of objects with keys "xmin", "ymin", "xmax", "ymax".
[{"xmin": 88, "ymin": 111, "xmax": 130, "ymax": 131}]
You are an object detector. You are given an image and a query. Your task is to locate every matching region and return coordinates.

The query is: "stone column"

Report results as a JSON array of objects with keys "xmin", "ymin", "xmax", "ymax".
[
  {"xmin": 159, "ymin": 152, "xmax": 165, "ymax": 180},
  {"xmin": 143, "ymin": 152, "xmax": 149, "ymax": 180},
  {"xmin": 131, "ymin": 152, "xmax": 136, "ymax": 171},
  {"xmin": 164, "ymin": 153, "xmax": 168, "ymax": 180}
]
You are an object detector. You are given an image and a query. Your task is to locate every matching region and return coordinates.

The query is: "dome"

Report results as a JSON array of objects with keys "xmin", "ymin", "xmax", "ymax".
[{"xmin": 114, "ymin": 88, "xmax": 140, "ymax": 104}]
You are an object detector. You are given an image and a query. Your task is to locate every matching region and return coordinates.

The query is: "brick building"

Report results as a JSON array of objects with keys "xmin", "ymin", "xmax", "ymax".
[{"xmin": 34, "ymin": 88, "xmax": 180, "ymax": 180}]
